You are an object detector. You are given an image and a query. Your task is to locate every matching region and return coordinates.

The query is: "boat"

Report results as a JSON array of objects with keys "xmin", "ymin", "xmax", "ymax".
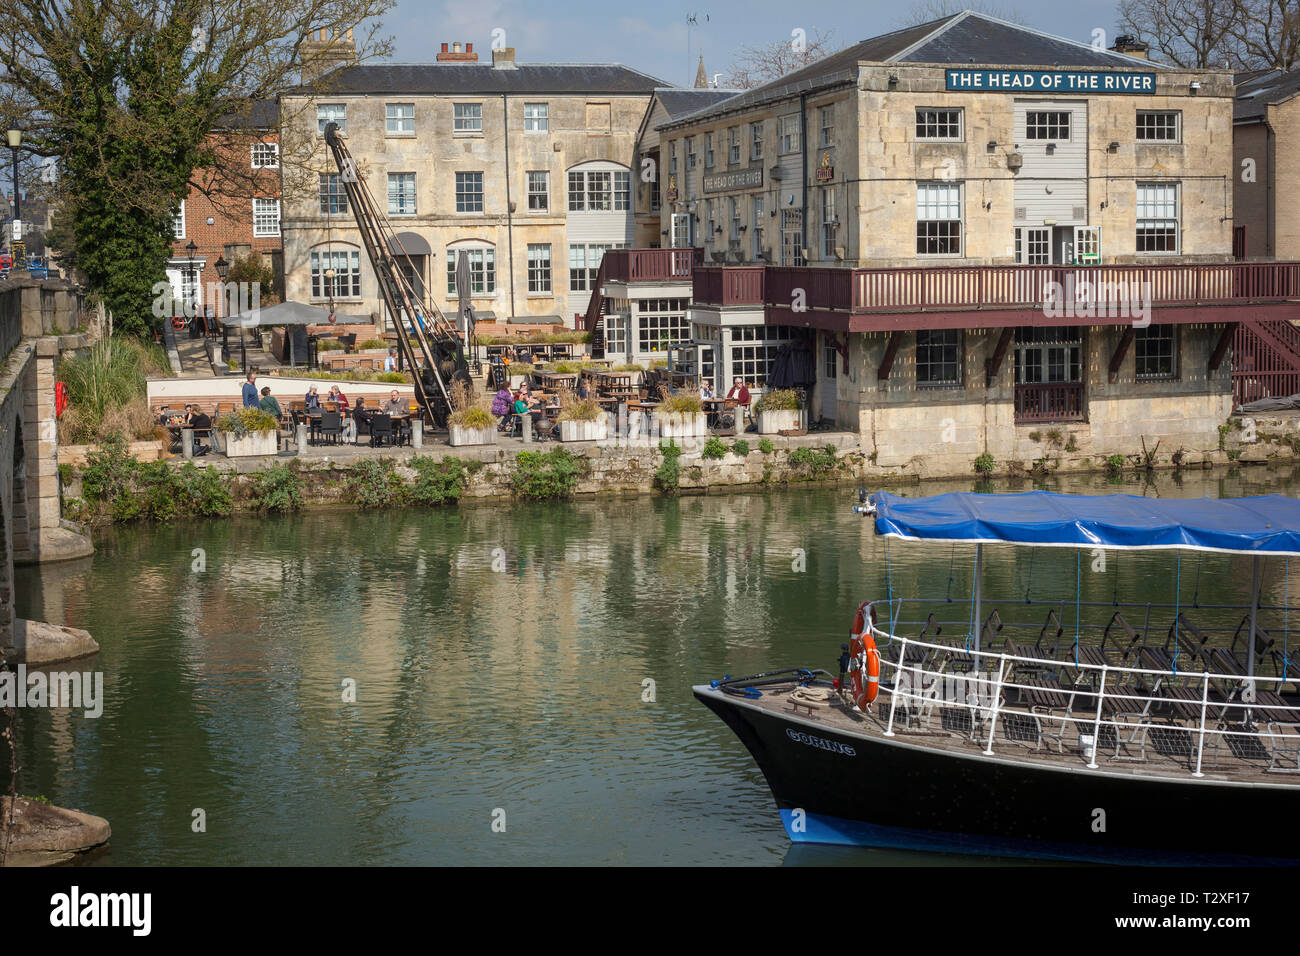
[{"xmin": 694, "ymin": 490, "xmax": 1300, "ymax": 864}]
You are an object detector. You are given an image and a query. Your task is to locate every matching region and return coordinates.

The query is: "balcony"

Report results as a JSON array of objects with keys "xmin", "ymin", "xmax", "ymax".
[
  {"xmin": 690, "ymin": 261, "xmax": 1300, "ymax": 331},
  {"xmin": 601, "ymin": 248, "xmax": 702, "ymax": 285},
  {"xmin": 1014, "ymin": 383, "xmax": 1085, "ymax": 424}
]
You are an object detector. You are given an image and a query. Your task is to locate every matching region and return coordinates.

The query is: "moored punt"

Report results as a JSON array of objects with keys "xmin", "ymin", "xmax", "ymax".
[{"xmin": 695, "ymin": 491, "xmax": 1300, "ymax": 865}]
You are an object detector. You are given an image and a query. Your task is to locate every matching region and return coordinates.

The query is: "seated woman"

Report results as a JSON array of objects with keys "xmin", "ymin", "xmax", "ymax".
[
  {"xmin": 304, "ymin": 386, "xmax": 321, "ymax": 409},
  {"xmin": 491, "ymin": 386, "xmax": 513, "ymax": 429}
]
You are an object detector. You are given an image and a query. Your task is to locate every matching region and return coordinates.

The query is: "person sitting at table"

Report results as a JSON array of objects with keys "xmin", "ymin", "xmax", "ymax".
[
  {"xmin": 577, "ymin": 378, "xmax": 591, "ymax": 400},
  {"xmin": 327, "ymin": 385, "xmax": 350, "ymax": 413},
  {"xmin": 726, "ymin": 378, "xmax": 751, "ymax": 425},
  {"xmin": 304, "ymin": 385, "xmax": 321, "ymax": 409},
  {"xmin": 258, "ymin": 386, "xmax": 283, "ymax": 420},
  {"xmin": 492, "ymin": 386, "xmax": 513, "ymax": 429},
  {"xmin": 701, "ymin": 381, "xmax": 715, "ymax": 400},
  {"xmin": 185, "ymin": 405, "xmax": 212, "ymax": 454},
  {"xmin": 381, "ymin": 389, "xmax": 406, "ymax": 416}
]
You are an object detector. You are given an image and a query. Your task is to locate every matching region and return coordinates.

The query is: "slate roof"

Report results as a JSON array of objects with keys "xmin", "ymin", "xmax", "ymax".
[
  {"xmin": 656, "ymin": 88, "xmax": 742, "ymax": 119},
  {"xmin": 1235, "ymin": 69, "xmax": 1300, "ymax": 121},
  {"xmin": 214, "ymin": 99, "xmax": 279, "ymax": 130},
  {"xmin": 660, "ymin": 10, "xmax": 1167, "ymax": 130},
  {"xmin": 294, "ymin": 63, "xmax": 668, "ymax": 97}
]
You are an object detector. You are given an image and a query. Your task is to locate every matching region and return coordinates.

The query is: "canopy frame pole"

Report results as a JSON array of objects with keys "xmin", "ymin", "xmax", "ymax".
[
  {"xmin": 973, "ymin": 544, "xmax": 983, "ymax": 654},
  {"xmin": 1248, "ymin": 554, "xmax": 1261, "ymax": 684}
]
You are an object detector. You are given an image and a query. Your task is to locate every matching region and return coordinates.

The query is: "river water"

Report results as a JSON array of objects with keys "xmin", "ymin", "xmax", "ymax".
[{"xmin": 12, "ymin": 465, "xmax": 1300, "ymax": 865}]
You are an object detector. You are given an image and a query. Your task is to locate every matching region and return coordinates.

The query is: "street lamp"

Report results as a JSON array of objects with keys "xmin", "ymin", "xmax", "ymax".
[
  {"xmin": 213, "ymin": 255, "xmax": 229, "ymax": 342},
  {"xmin": 7, "ymin": 128, "xmax": 22, "ymax": 266}
]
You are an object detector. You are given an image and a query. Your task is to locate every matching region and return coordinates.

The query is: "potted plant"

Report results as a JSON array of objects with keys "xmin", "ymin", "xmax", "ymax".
[
  {"xmin": 217, "ymin": 407, "xmax": 279, "ymax": 457},
  {"xmin": 557, "ymin": 391, "xmax": 607, "ymax": 442},
  {"xmin": 755, "ymin": 388, "xmax": 803, "ymax": 434},
  {"xmin": 447, "ymin": 379, "xmax": 498, "ymax": 446},
  {"xmin": 653, "ymin": 392, "xmax": 707, "ymax": 439}
]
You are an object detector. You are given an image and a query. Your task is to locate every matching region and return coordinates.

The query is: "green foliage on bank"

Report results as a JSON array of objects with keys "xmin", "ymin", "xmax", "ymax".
[
  {"xmin": 410, "ymin": 456, "xmax": 472, "ymax": 506},
  {"xmin": 655, "ymin": 440, "xmax": 683, "ymax": 494},
  {"xmin": 790, "ymin": 444, "xmax": 838, "ymax": 476},
  {"xmin": 247, "ymin": 463, "xmax": 304, "ymax": 513},
  {"xmin": 79, "ymin": 439, "xmax": 233, "ymax": 522},
  {"xmin": 511, "ymin": 448, "xmax": 588, "ymax": 501}
]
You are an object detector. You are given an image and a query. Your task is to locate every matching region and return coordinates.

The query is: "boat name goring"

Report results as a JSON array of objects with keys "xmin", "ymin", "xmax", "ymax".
[{"xmin": 786, "ymin": 728, "xmax": 856, "ymax": 756}]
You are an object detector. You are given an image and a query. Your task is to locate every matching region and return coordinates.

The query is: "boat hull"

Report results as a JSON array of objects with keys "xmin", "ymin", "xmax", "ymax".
[{"xmin": 694, "ymin": 684, "xmax": 1300, "ymax": 865}]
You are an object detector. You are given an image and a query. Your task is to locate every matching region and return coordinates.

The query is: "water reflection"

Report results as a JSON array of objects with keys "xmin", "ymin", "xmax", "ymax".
[{"xmin": 11, "ymin": 465, "xmax": 1300, "ymax": 864}]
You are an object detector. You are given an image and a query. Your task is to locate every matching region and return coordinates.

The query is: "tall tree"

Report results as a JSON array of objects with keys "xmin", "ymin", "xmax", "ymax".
[
  {"xmin": 900, "ymin": 0, "xmax": 1028, "ymax": 26},
  {"xmin": 1229, "ymin": 0, "xmax": 1300, "ymax": 70},
  {"xmin": 1117, "ymin": 0, "xmax": 1241, "ymax": 67},
  {"xmin": 723, "ymin": 29, "xmax": 839, "ymax": 90},
  {"xmin": 0, "ymin": 1, "xmax": 392, "ymax": 335}
]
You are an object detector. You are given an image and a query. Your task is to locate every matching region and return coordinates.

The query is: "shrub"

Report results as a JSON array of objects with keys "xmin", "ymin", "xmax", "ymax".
[
  {"xmin": 1105, "ymin": 453, "xmax": 1125, "ymax": 476},
  {"xmin": 318, "ymin": 338, "xmax": 345, "ymax": 351},
  {"xmin": 58, "ymin": 335, "xmax": 166, "ymax": 444},
  {"xmin": 701, "ymin": 436, "xmax": 728, "ymax": 459},
  {"xmin": 512, "ymin": 448, "xmax": 587, "ymax": 500},
  {"xmin": 174, "ymin": 462, "xmax": 234, "ymax": 517},
  {"xmin": 557, "ymin": 392, "xmax": 602, "ymax": 422},
  {"xmin": 344, "ymin": 458, "xmax": 409, "ymax": 509},
  {"xmin": 410, "ymin": 456, "xmax": 470, "ymax": 506},
  {"xmin": 447, "ymin": 378, "xmax": 494, "ymax": 429},
  {"xmin": 80, "ymin": 440, "xmax": 232, "ymax": 522},
  {"xmin": 1028, "ymin": 431, "xmax": 1042, "ymax": 443},
  {"xmin": 790, "ymin": 444, "xmax": 838, "ymax": 475},
  {"xmin": 758, "ymin": 438, "xmax": 774, "ymax": 455},
  {"xmin": 732, "ymin": 439, "xmax": 750, "ymax": 456},
  {"xmin": 655, "ymin": 440, "xmax": 683, "ymax": 494},
  {"xmin": 450, "ymin": 407, "xmax": 494, "ymax": 429},
  {"xmin": 247, "ymin": 464, "xmax": 304, "ymax": 512},
  {"xmin": 377, "ymin": 372, "xmax": 407, "ymax": 384},
  {"xmin": 358, "ymin": 339, "xmax": 388, "ymax": 350},
  {"xmin": 217, "ymin": 408, "xmax": 278, "ymax": 438},
  {"xmin": 974, "ymin": 452, "xmax": 995, "ymax": 476},
  {"xmin": 755, "ymin": 388, "xmax": 801, "ymax": 412},
  {"xmin": 655, "ymin": 393, "xmax": 703, "ymax": 416}
]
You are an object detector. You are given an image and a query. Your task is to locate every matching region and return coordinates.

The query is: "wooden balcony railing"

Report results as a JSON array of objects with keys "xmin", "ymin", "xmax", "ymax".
[
  {"xmin": 687, "ymin": 261, "xmax": 1300, "ymax": 313},
  {"xmin": 602, "ymin": 248, "xmax": 703, "ymax": 284},
  {"xmin": 1014, "ymin": 383, "xmax": 1085, "ymax": 423}
]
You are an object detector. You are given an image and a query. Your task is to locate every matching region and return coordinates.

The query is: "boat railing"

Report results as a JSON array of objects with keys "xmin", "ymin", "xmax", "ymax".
[{"xmin": 860, "ymin": 598, "xmax": 1300, "ymax": 778}]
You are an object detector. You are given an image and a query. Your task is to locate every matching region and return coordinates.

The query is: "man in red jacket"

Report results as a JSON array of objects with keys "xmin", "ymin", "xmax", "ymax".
[{"xmin": 726, "ymin": 378, "xmax": 751, "ymax": 427}]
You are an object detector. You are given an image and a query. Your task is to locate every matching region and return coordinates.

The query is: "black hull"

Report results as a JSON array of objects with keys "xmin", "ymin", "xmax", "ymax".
[{"xmin": 694, "ymin": 685, "xmax": 1299, "ymax": 865}]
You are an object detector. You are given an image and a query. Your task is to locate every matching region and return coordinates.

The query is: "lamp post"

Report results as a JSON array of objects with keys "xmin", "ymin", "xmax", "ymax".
[
  {"xmin": 183, "ymin": 239, "xmax": 199, "ymax": 339},
  {"xmin": 7, "ymin": 128, "xmax": 23, "ymax": 267},
  {"xmin": 214, "ymin": 255, "xmax": 229, "ymax": 343}
]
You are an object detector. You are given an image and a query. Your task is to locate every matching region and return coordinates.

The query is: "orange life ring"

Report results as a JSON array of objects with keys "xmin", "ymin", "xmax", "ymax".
[{"xmin": 849, "ymin": 601, "xmax": 881, "ymax": 709}]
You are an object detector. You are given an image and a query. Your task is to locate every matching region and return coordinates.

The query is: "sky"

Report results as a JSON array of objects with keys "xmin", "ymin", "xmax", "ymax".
[{"xmin": 381, "ymin": 0, "xmax": 1131, "ymax": 87}]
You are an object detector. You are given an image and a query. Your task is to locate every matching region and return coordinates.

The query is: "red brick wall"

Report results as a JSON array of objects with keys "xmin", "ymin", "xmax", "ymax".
[{"xmin": 170, "ymin": 131, "xmax": 282, "ymax": 315}]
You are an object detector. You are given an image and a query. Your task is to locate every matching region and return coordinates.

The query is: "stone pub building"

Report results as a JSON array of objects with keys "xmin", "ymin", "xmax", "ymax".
[{"xmin": 586, "ymin": 11, "xmax": 1300, "ymax": 473}]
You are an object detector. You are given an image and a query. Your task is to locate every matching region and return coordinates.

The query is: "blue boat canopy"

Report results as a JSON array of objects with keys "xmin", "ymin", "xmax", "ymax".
[{"xmin": 871, "ymin": 491, "xmax": 1300, "ymax": 556}]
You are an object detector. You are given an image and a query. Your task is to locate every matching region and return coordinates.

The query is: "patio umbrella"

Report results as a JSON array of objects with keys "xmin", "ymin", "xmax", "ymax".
[
  {"xmin": 767, "ymin": 340, "xmax": 818, "ymax": 389},
  {"xmin": 456, "ymin": 248, "xmax": 473, "ymax": 331},
  {"xmin": 222, "ymin": 301, "xmax": 368, "ymax": 366}
]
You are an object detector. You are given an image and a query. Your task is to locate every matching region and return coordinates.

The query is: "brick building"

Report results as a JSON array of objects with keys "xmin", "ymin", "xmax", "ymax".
[{"xmin": 168, "ymin": 99, "xmax": 283, "ymax": 320}]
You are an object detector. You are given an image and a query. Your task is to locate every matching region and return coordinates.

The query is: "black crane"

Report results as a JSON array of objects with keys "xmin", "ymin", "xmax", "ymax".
[{"xmin": 322, "ymin": 121, "xmax": 472, "ymax": 427}]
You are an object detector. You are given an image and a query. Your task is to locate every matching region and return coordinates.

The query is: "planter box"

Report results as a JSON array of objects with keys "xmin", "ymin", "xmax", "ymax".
[
  {"xmin": 655, "ymin": 412, "xmax": 707, "ymax": 439},
  {"xmin": 222, "ymin": 430, "xmax": 279, "ymax": 458},
  {"xmin": 758, "ymin": 408, "xmax": 802, "ymax": 434},
  {"xmin": 60, "ymin": 440, "xmax": 165, "ymax": 468},
  {"xmin": 448, "ymin": 425, "xmax": 498, "ymax": 447},
  {"xmin": 559, "ymin": 418, "xmax": 608, "ymax": 442}
]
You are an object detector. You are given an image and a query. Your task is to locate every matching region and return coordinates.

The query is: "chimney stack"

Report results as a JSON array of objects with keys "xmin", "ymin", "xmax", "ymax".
[
  {"xmin": 493, "ymin": 47, "xmax": 517, "ymax": 70},
  {"xmin": 1110, "ymin": 35, "xmax": 1149, "ymax": 59},
  {"xmin": 437, "ymin": 40, "xmax": 478, "ymax": 63},
  {"xmin": 300, "ymin": 26, "xmax": 358, "ymax": 81}
]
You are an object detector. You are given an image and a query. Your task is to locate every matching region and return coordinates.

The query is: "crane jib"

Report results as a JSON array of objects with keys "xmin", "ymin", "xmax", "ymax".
[{"xmin": 322, "ymin": 122, "xmax": 473, "ymax": 427}]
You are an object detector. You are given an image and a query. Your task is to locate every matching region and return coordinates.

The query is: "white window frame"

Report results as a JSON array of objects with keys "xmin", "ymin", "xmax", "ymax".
[
  {"xmin": 447, "ymin": 245, "xmax": 496, "ymax": 296},
  {"xmin": 705, "ymin": 133, "xmax": 715, "ymax": 169},
  {"xmin": 1136, "ymin": 181, "xmax": 1180, "ymax": 254},
  {"xmin": 915, "ymin": 108, "xmax": 963, "ymax": 141},
  {"xmin": 527, "ymin": 243, "xmax": 552, "ymax": 294},
  {"xmin": 1025, "ymin": 110, "xmax": 1071, "ymax": 140},
  {"xmin": 317, "ymin": 103, "xmax": 346, "ymax": 133},
  {"xmin": 386, "ymin": 103, "xmax": 415, "ymax": 135},
  {"xmin": 454, "ymin": 102, "xmax": 483, "ymax": 133},
  {"xmin": 526, "ymin": 170, "xmax": 549, "ymax": 212},
  {"xmin": 729, "ymin": 127, "xmax": 740, "ymax": 165},
  {"xmin": 172, "ymin": 201, "xmax": 186, "ymax": 239},
  {"xmin": 821, "ymin": 187, "xmax": 837, "ymax": 258},
  {"xmin": 819, "ymin": 106, "xmax": 834, "ymax": 148},
  {"xmin": 751, "ymin": 122, "xmax": 763, "ymax": 161},
  {"xmin": 778, "ymin": 115, "xmax": 801, "ymax": 155},
  {"xmin": 1136, "ymin": 110, "xmax": 1180, "ymax": 143},
  {"xmin": 524, "ymin": 102, "xmax": 549, "ymax": 132},
  {"xmin": 311, "ymin": 248, "xmax": 362, "ymax": 299},
  {"xmin": 252, "ymin": 198, "xmax": 280, "ymax": 237},
  {"xmin": 387, "ymin": 172, "xmax": 417, "ymax": 216},
  {"xmin": 250, "ymin": 143, "xmax": 280, "ymax": 169},
  {"xmin": 916, "ymin": 182, "xmax": 962, "ymax": 257},
  {"xmin": 456, "ymin": 171, "xmax": 484, "ymax": 213}
]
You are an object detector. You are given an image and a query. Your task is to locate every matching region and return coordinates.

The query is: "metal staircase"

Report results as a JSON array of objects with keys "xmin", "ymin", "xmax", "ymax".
[{"xmin": 1234, "ymin": 317, "xmax": 1300, "ymax": 407}]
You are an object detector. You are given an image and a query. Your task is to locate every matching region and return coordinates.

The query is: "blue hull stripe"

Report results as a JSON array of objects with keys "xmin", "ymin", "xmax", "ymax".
[{"xmin": 778, "ymin": 810, "xmax": 1296, "ymax": 866}]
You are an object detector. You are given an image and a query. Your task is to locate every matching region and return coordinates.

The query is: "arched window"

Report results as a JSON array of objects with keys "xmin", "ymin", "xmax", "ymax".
[
  {"xmin": 446, "ymin": 240, "xmax": 496, "ymax": 297},
  {"xmin": 566, "ymin": 161, "xmax": 631, "ymax": 212},
  {"xmin": 309, "ymin": 244, "xmax": 362, "ymax": 299}
]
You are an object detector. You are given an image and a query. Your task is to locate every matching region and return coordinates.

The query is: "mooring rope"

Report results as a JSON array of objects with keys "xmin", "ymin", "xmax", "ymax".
[
  {"xmin": 1074, "ymin": 549, "xmax": 1081, "ymax": 667},
  {"xmin": 1172, "ymin": 552, "xmax": 1182, "ymax": 675},
  {"xmin": 946, "ymin": 543, "xmax": 956, "ymax": 602},
  {"xmin": 1286, "ymin": 556, "xmax": 1291, "ymax": 680}
]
